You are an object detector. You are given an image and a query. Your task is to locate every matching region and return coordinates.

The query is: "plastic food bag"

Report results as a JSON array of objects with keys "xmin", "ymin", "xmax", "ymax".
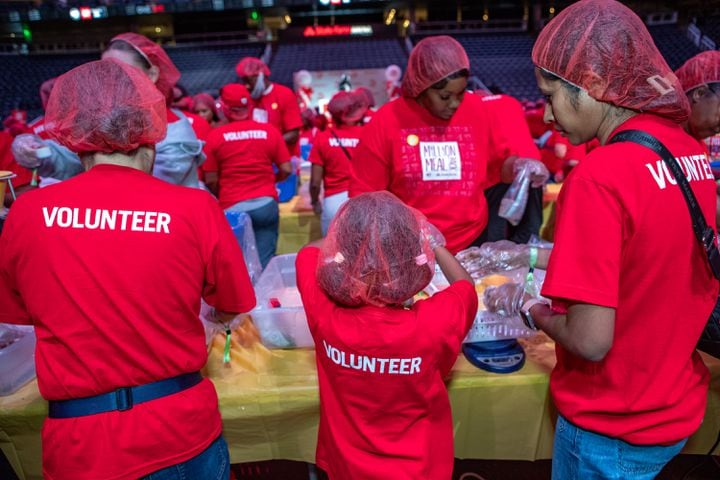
[
  {"xmin": 224, "ymin": 211, "xmax": 262, "ymax": 284},
  {"xmin": 498, "ymin": 162, "xmax": 531, "ymax": 226}
]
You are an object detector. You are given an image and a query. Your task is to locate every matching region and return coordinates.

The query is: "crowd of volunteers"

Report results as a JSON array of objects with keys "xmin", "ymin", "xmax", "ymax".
[{"xmin": 1, "ymin": 0, "xmax": 720, "ymax": 478}]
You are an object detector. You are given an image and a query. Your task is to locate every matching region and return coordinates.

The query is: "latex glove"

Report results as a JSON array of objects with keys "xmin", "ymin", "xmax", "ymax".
[
  {"xmin": 11, "ymin": 134, "xmax": 49, "ymax": 169},
  {"xmin": 422, "ymin": 220, "xmax": 446, "ymax": 250},
  {"xmin": 514, "ymin": 158, "xmax": 550, "ymax": 188},
  {"xmin": 477, "ymin": 240, "xmax": 531, "ymax": 271},
  {"xmin": 483, "ymin": 282, "xmax": 525, "ymax": 316}
]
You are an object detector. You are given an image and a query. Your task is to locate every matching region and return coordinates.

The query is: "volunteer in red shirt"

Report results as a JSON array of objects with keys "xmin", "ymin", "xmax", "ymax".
[
  {"xmin": 349, "ymin": 35, "xmax": 548, "ymax": 254},
  {"xmin": 203, "ymin": 83, "xmax": 292, "ymax": 268},
  {"xmin": 675, "ymin": 51, "xmax": 720, "ymax": 230},
  {"xmin": 13, "ymin": 33, "xmax": 211, "ymax": 189},
  {"xmin": 192, "ymin": 92, "xmax": 225, "ymax": 129},
  {"xmin": 475, "ymin": 92, "xmax": 544, "ymax": 244},
  {"xmin": 296, "ymin": 191, "xmax": 477, "ymax": 480},
  {"xmin": 483, "ymin": 1, "xmax": 718, "ymax": 478},
  {"xmin": 0, "ymin": 59, "xmax": 256, "ymax": 480},
  {"xmin": 0, "ymin": 129, "xmax": 33, "ymax": 205},
  {"xmin": 235, "ymin": 57, "xmax": 303, "ymax": 153},
  {"xmin": 354, "ymin": 86, "xmax": 376, "ymax": 124},
  {"xmin": 309, "ymin": 90, "xmax": 366, "ymax": 235}
]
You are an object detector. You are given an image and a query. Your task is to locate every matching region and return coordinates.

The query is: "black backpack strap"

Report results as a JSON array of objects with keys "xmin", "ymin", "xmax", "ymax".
[{"xmin": 609, "ymin": 129, "xmax": 720, "ymax": 279}]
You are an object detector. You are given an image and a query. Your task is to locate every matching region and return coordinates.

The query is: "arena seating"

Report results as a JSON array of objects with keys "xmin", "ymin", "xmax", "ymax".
[
  {"xmin": 268, "ymin": 38, "xmax": 408, "ymax": 89},
  {"xmin": 647, "ymin": 24, "xmax": 701, "ymax": 70}
]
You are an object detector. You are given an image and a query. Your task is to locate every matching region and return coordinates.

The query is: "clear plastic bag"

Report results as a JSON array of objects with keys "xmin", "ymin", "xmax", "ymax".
[{"xmin": 498, "ymin": 162, "xmax": 531, "ymax": 226}]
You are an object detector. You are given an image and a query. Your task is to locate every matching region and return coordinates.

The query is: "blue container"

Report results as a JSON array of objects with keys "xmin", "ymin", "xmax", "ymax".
[{"xmin": 276, "ymin": 173, "xmax": 298, "ymax": 203}]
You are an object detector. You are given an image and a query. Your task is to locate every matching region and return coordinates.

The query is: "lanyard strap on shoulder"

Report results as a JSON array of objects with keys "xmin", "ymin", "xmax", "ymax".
[{"xmin": 329, "ymin": 128, "xmax": 353, "ymax": 161}]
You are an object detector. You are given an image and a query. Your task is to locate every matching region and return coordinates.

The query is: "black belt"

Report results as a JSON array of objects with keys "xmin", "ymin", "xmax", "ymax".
[{"xmin": 48, "ymin": 372, "xmax": 203, "ymax": 419}]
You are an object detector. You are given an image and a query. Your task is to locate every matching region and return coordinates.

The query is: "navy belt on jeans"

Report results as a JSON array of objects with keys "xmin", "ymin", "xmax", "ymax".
[{"xmin": 48, "ymin": 372, "xmax": 203, "ymax": 419}]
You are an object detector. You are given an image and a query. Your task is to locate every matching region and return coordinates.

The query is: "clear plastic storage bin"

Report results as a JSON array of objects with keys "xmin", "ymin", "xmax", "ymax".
[
  {"xmin": 251, "ymin": 254, "xmax": 314, "ymax": 349},
  {"xmin": 0, "ymin": 324, "xmax": 36, "ymax": 396}
]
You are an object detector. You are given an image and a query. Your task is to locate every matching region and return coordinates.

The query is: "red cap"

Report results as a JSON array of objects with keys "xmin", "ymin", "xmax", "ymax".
[{"xmin": 220, "ymin": 83, "xmax": 252, "ymax": 108}]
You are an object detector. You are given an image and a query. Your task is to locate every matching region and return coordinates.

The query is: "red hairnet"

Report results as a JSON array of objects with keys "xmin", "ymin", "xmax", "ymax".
[
  {"xmin": 317, "ymin": 191, "xmax": 435, "ymax": 307},
  {"xmin": 109, "ymin": 33, "xmax": 181, "ymax": 104},
  {"xmin": 192, "ymin": 93, "xmax": 218, "ymax": 115},
  {"xmin": 40, "ymin": 77, "xmax": 57, "ymax": 111},
  {"xmin": 532, "ymin": 0, "xmax": 689, "ymax": 122},
  {"xmin": 402, "ymin": 35, "xmax": 470, "ymax": 98},
  {"xmin": 327, "ymin": 91, "xmax": 366, "ymax": 124},
  {"xmin": 235, "ymin": 57, "xmax": 270, "ymax": 78},
  {"xmin": 675, "ymin": 51, "xmax": 720, "ymax": 93},
  {"xmin": 355, "ymin": 87, "xmax": 376, "ymax": 107},
  {"xmin": 44, "ymin": 59, "xmax": 167, "ymax": 154}
]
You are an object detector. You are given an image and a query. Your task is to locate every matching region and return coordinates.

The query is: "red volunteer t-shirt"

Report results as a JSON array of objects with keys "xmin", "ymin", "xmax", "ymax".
[
  {"xmin": 478, "ymin": 94, "xmax": 540, "ymax": 187},
  {"xmin": 308, "ymin": 125, "xmax": 364, "ymax": 197},
  {"xmin": 0, "ymin": 130, "xmax": 33, "ymax": 188},
  {"xmin": 296, "ymin": 247, "xmax": 477, "ymax": 480},
  {"xmin": 349, "ymin": 93, "xmax": 514, "ymax": 253},
  {"xmin": 28, "ymin": 116, "xmax": 50, "ymax": 140},
  {"xmin": 0, "ymin": 164, "xmax": 256, "ymax": 480},
  {"xmin": 204, "ymin": 120, "xmax": 291, "ymax": 209},
  {"xmin": 167, "ymin": 109, "xmax": 212, "ymax": 142},
  {"xmin": 253, "ymin": 83, "xmax": 303, "ymax": 137},
  {"xmin": 542, "ymin": 114, "xmax": 717, "ymax": 445}
]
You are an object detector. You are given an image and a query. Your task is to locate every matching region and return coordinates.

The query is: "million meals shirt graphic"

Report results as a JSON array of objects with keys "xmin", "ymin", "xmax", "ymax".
[{"xmin": 399, "ymin": 126, "xmax": 479, "ymax": 196}]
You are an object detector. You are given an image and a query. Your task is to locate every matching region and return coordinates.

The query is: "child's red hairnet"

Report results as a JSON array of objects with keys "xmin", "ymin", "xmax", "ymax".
[
  {"xmin": 531, "ymin": 0, "xmax": 689, "ymax": 122},
  {"xmin": 317, "ymin": 191, "xmax": 435, "ymax": 307},
  {"xmin": 110, "ymin": 32, "xmax": 181, "ymax": 104},
  {"xmin": 675, "ymin": 51, "xmax": 720, "ymax": 93},
  {"xmin": 402, "ymin": 35, "xmax": 470, "ymax": 98},
  {"xmin": 44, "ymin": 59, "xmax": 167, "ymax": 154}
]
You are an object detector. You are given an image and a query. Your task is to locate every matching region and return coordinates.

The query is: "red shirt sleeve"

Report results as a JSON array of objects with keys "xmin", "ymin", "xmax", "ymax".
[
  {"xmin": 201, "ymin": 193, "xmax": 256, "ymax": 313},
  {"xmin": 349, "ymin": 115, "xmax": 391, "ymax": 196},
  {"xmin": 296, "ymin": 246, "xmax": 324, "ymax": 331},
  {"xmin": 308, "ymin": 133, "xmax": 326, "ymax": 167},
  {"xmin": 279, "ymin": 87, "xmax": 303, "ymax": 134},
  {"xmin": 541, "ymin": 172, "xmax": 622, "ymax": 309},
  {"xmin": 0, "ymin": 204, "xmax": 32, "ymax": 324},
  {"xmin": 201, "ymin": 130, "xmax": 220, "ymax": 173},
  {"xmin": 420, "ymin": 280, "xmax": 477, "ymax": 376},
  {"xmin": 185, "ymin": 112, "xmax": 212, "ymax": 141},
  {"xmin": 270, "ymin": 126, "xmax": 292, "ymax": 166}
]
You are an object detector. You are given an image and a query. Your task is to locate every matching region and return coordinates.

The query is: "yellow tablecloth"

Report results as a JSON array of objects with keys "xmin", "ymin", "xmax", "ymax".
[
  {"xmin": 2, "ymin": 335, "xmax": 720, "ymax": 480},
  {"xmin": 277, "ymin": 195, "xmax": 322, "ymax": 255}
]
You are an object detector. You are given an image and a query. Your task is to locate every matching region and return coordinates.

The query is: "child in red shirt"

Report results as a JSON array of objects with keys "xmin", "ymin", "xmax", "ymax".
[{"xmin": 296, "ymin": 191, "xmax": 477, "ymax": 480}]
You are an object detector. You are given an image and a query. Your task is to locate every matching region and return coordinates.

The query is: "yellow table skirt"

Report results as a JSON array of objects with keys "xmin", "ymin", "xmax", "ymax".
[
  {"xmin": 3, "ymin": 334, "xmax": 720, "ymax": 480},
  {"xmin": 277, "ymin": 195, "xmax": 322, "ymax": 255}
]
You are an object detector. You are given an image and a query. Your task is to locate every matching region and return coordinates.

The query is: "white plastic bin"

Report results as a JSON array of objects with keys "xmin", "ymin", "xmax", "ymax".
[
  {"xmin": 251, "ymin": 254, "xmax": 314, "ymax": 349},
  {"xmin": 0, "ymin": 324, "xmax": 36, "ymax": 396}
]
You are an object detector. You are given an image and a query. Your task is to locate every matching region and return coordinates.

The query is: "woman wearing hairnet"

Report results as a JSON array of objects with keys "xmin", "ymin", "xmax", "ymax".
[
  {"xmin": 349, "ymin": 35, "xmax": 549, "ymax": 254},
  {"xmin": 0, "ymin": 59, "xmax": 256, "ymax": 479},
  {"xmin": 309, "ymin": 90, "xmax": 367, "ymax": 235},
  {"xmin": 675, "ymin": 51, "xmax": 720, "ymax": 229},
  {"xmin": 482, "ymin": 1, "xmax": 718, "ymax": 478},
  {"xmin": 13, "ymin": 32, "xmax": 211, "ymax": 189}
]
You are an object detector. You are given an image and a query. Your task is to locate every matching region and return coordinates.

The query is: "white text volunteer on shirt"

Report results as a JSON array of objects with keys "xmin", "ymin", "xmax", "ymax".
[
  {"xmin": 323, "ymin": 340, "xmax": 422, "ymax": 375},
  {"xmin": 42, "ymin": 207, "xmax": 171, "ymax": 233}
]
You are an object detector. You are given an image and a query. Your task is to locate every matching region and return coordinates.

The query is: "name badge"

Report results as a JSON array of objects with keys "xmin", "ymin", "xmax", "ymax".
[
  {"xmin": 420, "ymin": 141, "xmax": 461, "ymax": 181},
  {"xmin": 253, "ymin": 108, "xmax": 269, "ymax": 123}
]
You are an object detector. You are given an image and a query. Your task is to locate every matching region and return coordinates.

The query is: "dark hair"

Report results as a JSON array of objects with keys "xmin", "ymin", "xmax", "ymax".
[
  {"xmin": 539, "ymin": 68, "xmax": 581, "ymax": 109},
  {"xmin": 105, "ymin": 40, "xmax": 152, "ymax": 71},
  {"xmin": 430, "ymin": 68, "xmax": 470, "ymax": 90}
]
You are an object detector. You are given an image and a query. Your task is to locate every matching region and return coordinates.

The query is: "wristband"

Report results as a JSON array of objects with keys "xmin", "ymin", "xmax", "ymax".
[{"xmin": 525, "ymin": 247, "xmax": 539, "ymax": 295}]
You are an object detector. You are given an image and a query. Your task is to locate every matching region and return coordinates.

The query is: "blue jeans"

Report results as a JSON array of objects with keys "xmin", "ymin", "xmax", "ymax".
[
  {"xmin": 227, "ymin": 199, "xmax": 279, "ymax": 269},
  {"xmin": 141, "ymin": 435, "xmax": 230, "ymax": 480},
  {"xmin": 552, "ymin": 415, "xmax": 687, "ymax": 480}
]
